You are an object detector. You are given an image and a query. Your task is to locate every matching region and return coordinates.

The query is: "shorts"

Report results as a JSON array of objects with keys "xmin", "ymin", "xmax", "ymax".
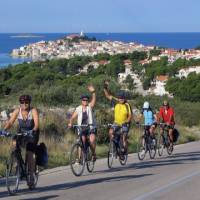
[
  {"xmin": 13, "ymin": 130, "xmax": 39, "ymax": 153},
  {"xmin": 111, "ymin": 123, "xmax": 130, "ymax": 136},
  {"xmin": 79, "ymin": 127, "xmax": 97, "ymax": 136}
]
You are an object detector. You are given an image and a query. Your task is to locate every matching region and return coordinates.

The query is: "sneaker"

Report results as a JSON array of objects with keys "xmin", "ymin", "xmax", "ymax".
[{"xmin": 140, "ymin": 149, "xmax": 145, "ymax": 156}]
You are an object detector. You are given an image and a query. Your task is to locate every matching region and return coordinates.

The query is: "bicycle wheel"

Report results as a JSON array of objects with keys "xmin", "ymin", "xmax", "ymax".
[
  {"xmin": 86, "ymin": 146, "xmax": 95, "ymax": 173},
  {"xmin": 26, "ymin": 164, "xmax": 39, "ymax": 190},
  {"xmin": 137, "ymin": 136, "xmax": 146, "ymax": 161},
  {"xmin": 167, "ymin": 138, "xmax": 173, "ymax": 155},
  {"xmin": 70, "ymin": 143, "xmax": 85, "ymax": 176},
  {"xmin": 107, "ymin": 141, "xmax": 116, "ymax": 168},
  {"xmin": 158, "ymin": 135, "xmax": 164, "ymax": 157},
  {"xmin": 149, "ymin": 137, "xmax": 157, "ymax": 159},
  {"xmin": 119, "ymin": 151, "xmax": 128, "ymax": 165},
  {"xmin": 119, "ymin": 139, "xmax": 128, "ymax": 165},
  {"xmin": 6, "ymin": 153, "xmax": 20, "ymax": 195}
]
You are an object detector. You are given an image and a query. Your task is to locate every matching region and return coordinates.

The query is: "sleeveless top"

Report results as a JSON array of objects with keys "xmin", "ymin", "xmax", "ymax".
[{"xmin": 18, "ymin": 108, "xmax": 34, "ymax": 132}]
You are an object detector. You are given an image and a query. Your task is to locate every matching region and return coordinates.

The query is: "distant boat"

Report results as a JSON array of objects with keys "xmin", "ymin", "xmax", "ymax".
[{"xmin": 10, "ymin": 34, "xmax": 44, "ymax": 38}]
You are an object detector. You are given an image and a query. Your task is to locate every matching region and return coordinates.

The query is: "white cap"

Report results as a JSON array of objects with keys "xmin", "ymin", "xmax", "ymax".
[{"xmin": 143, "ymin": 101, "xmax": 149, "ymax": 109}]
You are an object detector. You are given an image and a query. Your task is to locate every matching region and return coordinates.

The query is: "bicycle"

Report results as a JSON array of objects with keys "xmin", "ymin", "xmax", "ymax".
[
  {"xmin": 107, "ymin": 124, "xmax": 128, "ymax": 169},
  {"xmin": 157, "ymin": 123, "xmax": 174, "ymax": 156},
  {"xmin": 0, "ymin": 130, "xmax": 39, "ymax": 195},
  {"xmin": 69, "ymin": 125, "xmax": 96, "ymax": 176},
  {"xmin": 137, "ymin": 123, "xmax": 157, "ymax": 160}
]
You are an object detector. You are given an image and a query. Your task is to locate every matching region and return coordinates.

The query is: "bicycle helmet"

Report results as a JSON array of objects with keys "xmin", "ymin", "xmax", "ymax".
[
  {"xmin": 143, "ymin": 101, "xmax": 150, "ymax": 109},
  {"xmin": 19, "ymin": 95, "xmax": 32, "ymax": 103},
  {"xmin": 117, "ymin": 91, "xmax": 126, "ymax": 99}
]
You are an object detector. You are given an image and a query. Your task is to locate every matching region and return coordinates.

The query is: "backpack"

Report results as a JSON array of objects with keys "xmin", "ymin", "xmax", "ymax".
[
  {"xmin": 173, "ymin": 128, "xmax": 180, "ymax": 143},
  {"xmin": 36, "ymin": 142, "xmax": 48, "ymax": 167}
]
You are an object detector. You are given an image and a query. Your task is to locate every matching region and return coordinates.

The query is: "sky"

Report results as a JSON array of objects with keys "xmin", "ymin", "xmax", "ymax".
[{"xmin": 0, "ymin": 0, "xmax": 200, "ymax": 33}]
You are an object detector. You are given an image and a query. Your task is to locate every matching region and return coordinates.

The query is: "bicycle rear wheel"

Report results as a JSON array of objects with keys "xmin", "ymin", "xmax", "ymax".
[
  {"xmin": 107, "ymin": 141, "xmax": 116, "ymax": 168},
  {"xmin": 70, "ymin": 143, "xmax": 85, "ymax": 176},
  {"xmin": 86, "ymin": 146, "xmax": 95, "ymax": 173},
  {"xmin": 137, "ymin": 136, "xmax": 146, "ymax": 160},
  {"xmin": 158, "ymin": 135, "xmax": 164, "ymax": 157},
  {"xmin": 6, "ymin": 153, "xmax": 20, "ymax": 195}
]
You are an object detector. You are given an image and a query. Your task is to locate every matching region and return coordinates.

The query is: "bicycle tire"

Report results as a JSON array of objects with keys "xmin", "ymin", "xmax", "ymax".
[
  {"xmin": 26, "ymin": 162, "xmax": 39, "ymax": 190},
  {"xmin": 119, "ymin": 152, "xmax": 128, "ymax": 165},
  {"xmin": 107, "ymin": 141, "xmax": 115, "ymax": 168},
  {"xmin": 149, "ymin": 137, "xmax": 157, "ymax": 159},
  {"xmin": 158, "ymin": 135, "xmax": 164, "ymax": 157},
  {"xmin": 118, "ymin": 139, "xmax": 128, "ymax": 165},
  {"xmin": 86, "ymin": 146, "xmax": 95, "ymax": 173},
  {"xmin": 70, "ymin": 143, "xmax": 85, "ymax": 176},
  {"xmin": 137, "ymin": 136, "xmax": 146, "ymax": 161},
  {"xmin": 6, "ymin": 153, "xmax": 20, "ymax": 195}
]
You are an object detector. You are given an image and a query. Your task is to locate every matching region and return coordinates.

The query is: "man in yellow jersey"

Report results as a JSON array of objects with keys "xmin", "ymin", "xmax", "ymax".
[{"xmin": 103, "ymin": 81, "xmax": 132, "ymax": 153}]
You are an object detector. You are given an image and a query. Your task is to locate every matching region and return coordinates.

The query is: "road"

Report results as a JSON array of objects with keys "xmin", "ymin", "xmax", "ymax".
[{"xmin": 0, "ymin": 141, "xmax": 200, "ymax": 200}]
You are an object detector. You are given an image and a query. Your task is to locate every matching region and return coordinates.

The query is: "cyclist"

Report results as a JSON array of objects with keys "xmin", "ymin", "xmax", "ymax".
[
  {"xmin": 3, "ymin": 95, "xmax": 39, "ymax": 186},
  {"xmin": 159, "ymin": 100, "xmax": 175, "ymax": 148},
  {"xmin": 103, "ymin": 81, "xmax": 132, "ymax": 154},
  {"xmin": 68, "ymin": 85, "xmax": 97, "ymax": 161},
  {"xmin": 141, "ymin": 101, "xmax": 157, "ymax": 138}
]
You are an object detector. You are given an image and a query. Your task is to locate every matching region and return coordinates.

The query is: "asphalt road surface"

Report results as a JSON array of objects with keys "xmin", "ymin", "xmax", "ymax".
[{"xmin": 0, "ymin": 141, "xmax": 200, "ymax": 200}]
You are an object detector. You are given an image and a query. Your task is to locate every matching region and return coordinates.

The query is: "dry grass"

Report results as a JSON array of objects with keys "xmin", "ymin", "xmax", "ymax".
[{"xmin": 0, "ymin": 107, "xmax": 200, "ymax": 177}]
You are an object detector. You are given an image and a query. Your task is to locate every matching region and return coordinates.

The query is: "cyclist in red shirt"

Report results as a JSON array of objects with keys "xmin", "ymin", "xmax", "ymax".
[{"xmin": 159, "ymin": 100, "xmax": 175, "ymax": 147}]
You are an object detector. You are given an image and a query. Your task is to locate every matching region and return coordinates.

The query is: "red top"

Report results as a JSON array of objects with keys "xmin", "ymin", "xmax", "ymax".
[{"xmin": 159, "ymin": 106, "xmax": 175, "ymax": 125}]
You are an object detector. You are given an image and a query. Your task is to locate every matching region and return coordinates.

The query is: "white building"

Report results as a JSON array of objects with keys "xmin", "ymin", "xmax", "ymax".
[
  {"xmin": 177, "ymin": 66, "xmax": 200, "ymax": 78},
  {"xmin": 150, "ymin": 75, "xmax": 169, "ymax": 96}
]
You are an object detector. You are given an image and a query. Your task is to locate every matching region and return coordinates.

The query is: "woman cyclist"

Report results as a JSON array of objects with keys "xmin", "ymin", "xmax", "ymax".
[{"xmin": 4, "ymin": 95, "xmax": 39, "ymax": 187}]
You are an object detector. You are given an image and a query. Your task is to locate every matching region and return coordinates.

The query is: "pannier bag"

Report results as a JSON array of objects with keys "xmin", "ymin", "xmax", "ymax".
[
  {"xmin": 173, "ymin": 128, "xmax": 180, "ymax": 143},
  {"xmin": 36, "ymin": 142, "xmax": 48, "ymax": 167}
]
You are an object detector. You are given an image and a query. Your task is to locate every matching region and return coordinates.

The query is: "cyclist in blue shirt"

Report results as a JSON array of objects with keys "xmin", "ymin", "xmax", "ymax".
[{"xmin": 141, "ymin": 101, "xmax": 157, "ymax": 138}]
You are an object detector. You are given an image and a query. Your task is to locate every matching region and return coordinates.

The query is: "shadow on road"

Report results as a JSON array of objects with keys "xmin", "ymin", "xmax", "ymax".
[
  {"xmin": 0, "ymin": 173, "xmax": 153, "ymax": 198},
  {"xmin": 95, "ymin": 151, "xmax": 200, "ymax": 174},
  {"xmin": 21, "ymin": 194, "xmax": 59, "ymax": 200},
  {"xmin": 0, "ymin": 151, "xmax": 200, "ymax": 198}
]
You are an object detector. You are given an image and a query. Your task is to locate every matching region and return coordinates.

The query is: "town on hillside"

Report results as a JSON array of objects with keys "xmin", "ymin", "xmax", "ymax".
[{"xmin": 10, "ymin": 32, "xmax": 200, "ymax": 97}]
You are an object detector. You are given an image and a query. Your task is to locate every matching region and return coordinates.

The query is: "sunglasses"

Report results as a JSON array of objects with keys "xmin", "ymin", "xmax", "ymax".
[
  {"xmin": 82, "ymin": 99, "xmax": 89, "ymax": 102},
  {"xmin": 20, "ymin": 101, "xmax": 30, "ymax": 104}
]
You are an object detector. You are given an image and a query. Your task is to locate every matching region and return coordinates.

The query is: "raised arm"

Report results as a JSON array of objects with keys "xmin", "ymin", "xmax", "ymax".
[
  {"xmin": 4, "ymin": 109, "xmax": 19, "ymax": 130},
  {"xmin": 88, "ymin": 85, "xmax": 96, "ymax": 108},
  {"xmin": 103, "ymin": 80, "xmax": 113, "ymax": 101}
]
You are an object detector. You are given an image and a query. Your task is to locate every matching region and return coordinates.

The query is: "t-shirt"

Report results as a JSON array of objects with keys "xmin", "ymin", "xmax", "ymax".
[
  {"xmin": 112, "ymin": 99, "xmax": 132, "ymax": 126},
  {"xmin": 142, "ymin": 109, "xmax": 155, "ymax": 126},
  {"xmin": 159, "ymin": 106, "xmax": 175, "ymax": 125}
]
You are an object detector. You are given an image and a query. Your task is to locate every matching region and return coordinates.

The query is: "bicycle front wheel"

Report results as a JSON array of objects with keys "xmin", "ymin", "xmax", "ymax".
[
  {"xmin": 107, "ymin": 141, "xmax": 116, "ymax": 168},
  {"xmin": 158, "ymin": 135, "xmax": 164, "ymax": 157},
  {"xmin": 119, "ymin": 151, "xmax": 128, "ymax": 166},
  {"xmin": 86, "ymin": 146, "xmax": 95, "ymax": 173},
  {"xmin": 70, "ymin": 143, "xmax": 85, "ymax": 176},
  {"xmin": 149, "ymin": 138, "xmax": 157, "ymax": 159},
  {"xmin": 6, "ymin": 153, "xmax": 20, "ymax": 195},
  {"xmin": 137, "ymin": 136, "xmax": 146, "ymax": 161}
]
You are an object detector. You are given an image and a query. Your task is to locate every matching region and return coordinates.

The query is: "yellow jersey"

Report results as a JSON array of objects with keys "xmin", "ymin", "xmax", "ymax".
[{"xmin": 114, "ymin": 102, "xmax": 132, "ymax": 126}]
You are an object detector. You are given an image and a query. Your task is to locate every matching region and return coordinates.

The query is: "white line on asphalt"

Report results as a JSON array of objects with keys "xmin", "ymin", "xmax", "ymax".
[{"xmin": 133, "ymin": 170, "xmax": 200, "ymax": 200}]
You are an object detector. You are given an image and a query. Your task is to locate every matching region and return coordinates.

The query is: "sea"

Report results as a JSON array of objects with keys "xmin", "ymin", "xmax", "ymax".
[{"xmin": 1, "ymin": 32, "xmax": 200, "ymax": 68}]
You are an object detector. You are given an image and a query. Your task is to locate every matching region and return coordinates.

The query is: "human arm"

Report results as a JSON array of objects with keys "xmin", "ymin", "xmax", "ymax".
[
  {"xmin": 68, "ymin": 111, "xmax": 78, "ymax": 128},
  {"xmin": 32, "ymin": 108, "xmax": 39, "ymax": 131},
  {"xmin": 4, "ymin": 109, "xmax": 19, "ymax": 130},
  {"xmin": 88, "ymin": 84, "xmax": 96, "ymax": 108}
]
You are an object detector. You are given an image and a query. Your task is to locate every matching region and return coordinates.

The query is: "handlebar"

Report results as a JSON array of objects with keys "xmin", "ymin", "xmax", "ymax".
[{"xmin": 0, "ymin": 130, "xmax": 34, "ymax": 138}]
